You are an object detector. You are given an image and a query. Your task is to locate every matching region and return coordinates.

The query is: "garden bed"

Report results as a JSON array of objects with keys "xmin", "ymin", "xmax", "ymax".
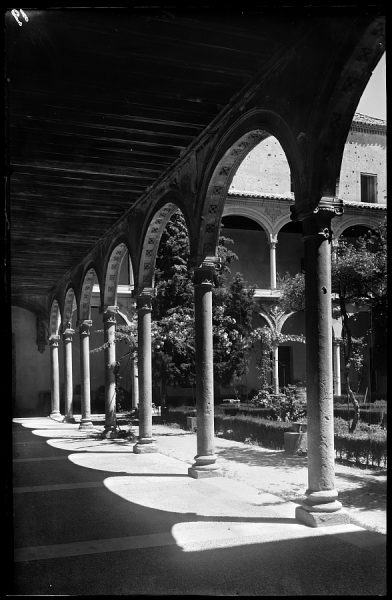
[{"xmin": 162, "ymin": 407, "xmax": 387, "ymax": 468}]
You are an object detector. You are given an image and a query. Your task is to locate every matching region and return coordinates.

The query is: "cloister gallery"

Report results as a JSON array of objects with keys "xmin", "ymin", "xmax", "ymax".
[{"xmin": 8, "ymin": 9, "xmax": 386, "ymax": 526}]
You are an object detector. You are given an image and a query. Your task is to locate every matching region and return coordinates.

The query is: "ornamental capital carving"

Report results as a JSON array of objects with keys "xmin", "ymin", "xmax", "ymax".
[
  {"xmin": 136, "ymin": 290, "xmax": 153, "ymax": 312},
  {"xmin": 193, "ymin": 257, "xmax": 218, "ymax": 287},
  {"xmin": 62, "ymin": 328, "xmax": 75, "ymax": 342},
  {"xmin": 49, "ymin": 334, "xmax": 60, "ymax": 347},
  {"xmin": 79, "ymin": 320, "xmax": 93, "ymax": 336},
  {"xmin": 291, "ymin": 196, "xmax": 344, "ymax": 225},
  {"xmin": 103, "ymin": 305, "xmax": 118, "ymax": 324}
]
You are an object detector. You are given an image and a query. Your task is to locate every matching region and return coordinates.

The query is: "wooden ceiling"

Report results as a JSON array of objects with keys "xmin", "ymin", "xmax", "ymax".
[{"xmin": 4, "ymin": 8, "xmax": 368, "ymax": 309}]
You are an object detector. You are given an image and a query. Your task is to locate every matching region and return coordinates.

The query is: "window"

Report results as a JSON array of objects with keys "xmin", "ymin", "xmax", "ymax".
[{"xmin": 360, "ymin": 173, "xmax": 377, "ymax": 203}]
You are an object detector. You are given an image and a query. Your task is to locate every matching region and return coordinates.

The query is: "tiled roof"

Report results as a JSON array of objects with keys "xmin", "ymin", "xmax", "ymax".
[
  {"xmin": 344, "ymin": 201, "xmax": 387, "ymax": 211},
  {"xmin": 352, "ymin": 112, "xmax": 386, "ymax": 129},
  {"xmin": 228, "ymin": 190, "xmax": 293, "ymax": 199}
]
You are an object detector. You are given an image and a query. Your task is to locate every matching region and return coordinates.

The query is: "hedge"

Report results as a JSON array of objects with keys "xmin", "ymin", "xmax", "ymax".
[
  {"xmin": 221, "ymin": 405, "xmax": 387, "ymax": 427},
  {"xmin": 214, "ymin": 414, "xmax": 292, "ymax": 449},
  {"xmin": 162, "ymin": 408, "xmax": 387, "ymax": 467}
]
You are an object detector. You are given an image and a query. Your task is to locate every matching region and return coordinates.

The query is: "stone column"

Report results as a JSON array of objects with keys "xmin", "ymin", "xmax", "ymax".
[
  {"xmin": 294, "ymin": 200, "xmax": 349, "ymax": 526},
  {"xmin": 62, "ymin": 327, "xmax": 75, "ymax": 423},
  {"xmin": 269, "ymin": 237, "xmax": 277, "ymax": 290},
  {"xmin": 49, "ymin": 335, "xmax": 62, "ymax": 419},
  {"xmin": 333, "ymin": 338, "xmax": 342, "ymax": 396},
  {"xmin": 79, "ymin": 320, "xmax": 94, "ymax": 430},
  {"xmin": 189, "ymin": 258, "xmax": 219, "ymax": 478},
  {"xmin": 103, "ymin": 306, "xmax": 118, "ymax": 436},
  {"xmin": 133, "ymin": 291, "xmax": 157, "ymax": 453},
  {"xmin": 331, "ymin": 238, "xmax": 339, "ymax": 263},
  {"xmin": 131, "ymin": 357, "xmax": 139, "ymax": 409},
  {"xmin": 272, "ymin": 345, "xmax": 279, "ymax": 395}
]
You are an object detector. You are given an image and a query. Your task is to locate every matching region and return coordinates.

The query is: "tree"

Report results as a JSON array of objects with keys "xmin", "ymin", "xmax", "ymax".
[{"xmin": 278, "ymin": 217, "xmax": 387, "ymax": 433}]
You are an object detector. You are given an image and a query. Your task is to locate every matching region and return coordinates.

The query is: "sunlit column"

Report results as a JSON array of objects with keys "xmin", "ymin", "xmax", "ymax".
[
  {"xmin": 103, "ymin": 306, "xmax": 118, "ymax": 435},
  {"xmin": 49, "ymin": 334, "xmax": 62, "ymax": 419},
  {"xmin": 272, "ymin": 345, "xmax": 279, "ymax": 394},
  {"xmin": 269, "ymin": 236, "xmax": 277, "ymax": 290},
  {"xmin": 133, "ymin": 290, "xmax": 157, "ymax": 453},
  {"xmin": 79, "ymin": 320, "xmax": 94, "ymax": 430},
  {"xmin": 295, "ymin": 199, "xmax": 349, "ymax": 526},
  {"xmin": 333, "ymin": 338, "xmax": 342, "ymax": 396},
  {"xmin": 62, "ymin": 327, "xmax": 75, "ymax": 423},
  {"xmin": 189, "ymin": 258, "xmax": 219, "ymax": 478},
  {"xmin": 131, "ymin": 356, "xmax": 139, "ymax": 409}
]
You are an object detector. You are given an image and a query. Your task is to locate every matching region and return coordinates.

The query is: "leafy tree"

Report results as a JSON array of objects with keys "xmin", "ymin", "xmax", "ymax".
[
  {"xmin": 278, "ymin": 217, "xmax": 387, "ymax": 433},
  {"xmin": 152, "ymin": 211, "xmax": 258, "ymax": 400}
]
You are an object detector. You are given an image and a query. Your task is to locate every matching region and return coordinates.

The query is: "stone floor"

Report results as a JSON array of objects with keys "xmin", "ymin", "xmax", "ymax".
[{"xmin": 9, "ymin": 416, "xmax": 386, "ymax": 596}]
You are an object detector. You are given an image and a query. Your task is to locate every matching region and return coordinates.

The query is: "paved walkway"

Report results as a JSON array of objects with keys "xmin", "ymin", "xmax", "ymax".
[{"xmin": 10, "ymin": 416, "xmax": 386, "ymax": 596}]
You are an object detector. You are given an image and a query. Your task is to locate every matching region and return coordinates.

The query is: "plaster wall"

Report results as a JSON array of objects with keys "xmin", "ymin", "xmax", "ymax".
[
  {"xmin": 335, "ymin": 128, "xmax": 386, "ymax": 204},
  {"xmin": 224, "ymin": 227, "xmax": 269, "ymax": 288},
  {"xmin": 12, "ymin": 306, "xmax": 53, "ymax": 415},
  {"xmin": 230, "ymin": 136, "xmax": 291, "ymax": 195}
]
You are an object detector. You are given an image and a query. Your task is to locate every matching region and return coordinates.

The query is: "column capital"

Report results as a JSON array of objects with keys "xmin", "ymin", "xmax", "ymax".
[
  {"xmin": 79, "ymin": 320, "xmax": 93, "ymax": 336},
  {"xmin": 62, "ymin": 328, "xmax": 75, "ymax": 342},
  {"xmin": 194, "ymin": 256, "xmax": 220, "ymax": 287},
  {"xmin": 136, "ymin": 290, "xmax": 154, "ymax": 312},
  {"xmin": 291, "ymin": 196, "xmax": 344, "ymax": 241},
  {"xmin": 333, "ymin": 337, "xmax": 342, "ymax": 347},
  {"xmin": 103, "ymin": 305, "xmax": 118, "ymax": 324},
  {"xmin": 269, "ymin": 234, "xmax": 278, "ymax": 246},
  {"xmin": 49, "ymin": 334, "xmax": 60, "ymax": 347}
]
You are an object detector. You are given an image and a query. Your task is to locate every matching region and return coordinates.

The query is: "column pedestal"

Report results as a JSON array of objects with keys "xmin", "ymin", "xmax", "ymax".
[
  {"xmin": 188, "ymin": 259, "xmax": 219, "ymax": 479},
  {"xmin": 62, "ymin": 327, "xmax": 75, "ymax": 423},
  {"xmin": 295, "ymin": 200, "xmax": 348, "ymax": 526},
  {"xmin": 79, "ymin": 320, "xmax": 94, "ymax": 430},
  {"xmin": 133, "ymin": 291, "xmax": 157, "ymax": 453},
  {"xmin": 49, "ymin": 335, "xmax": 62, "ymax": 419}
]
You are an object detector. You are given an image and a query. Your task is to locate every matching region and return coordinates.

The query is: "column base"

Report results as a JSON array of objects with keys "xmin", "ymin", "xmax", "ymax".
[
  {"xmin": 296, "ymin": 504, "xmax": 350, "ymax": 527},
  {"xmin": 79, "ymin": 419, "xmax": 94, "ymax": 430},
  {"xmin": 188, "ymin": 454, "xmax": 220, "ymax": 479},
  {"xmin": 50, "ymin": 411, "xmax": 63, "ymax": 421},
  {"xmin": 133, "ymin": 439, "xmax": 157, "ymax": 453},
  {"xmin": 63, "ymin": 415, "xmax": 75, "ymax": 424},
  {"xmin": 101, "ymin": 426, "xmax": 118, "ymax": 439},
  {"xmin": 188, "ymin": 464, "xmax": 221, "ymax": 479}
]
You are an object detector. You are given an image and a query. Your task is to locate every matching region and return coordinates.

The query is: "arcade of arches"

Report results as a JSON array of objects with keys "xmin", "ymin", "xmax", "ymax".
[{"xmin": 9, "ymin": 11, "xmax": 386, "ymax": 527}]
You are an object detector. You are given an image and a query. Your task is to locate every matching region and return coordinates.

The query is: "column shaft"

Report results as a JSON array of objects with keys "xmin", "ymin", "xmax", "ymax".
[
  {"xmin": 63, "ymin": 329, "xmax": 74, "ymax": 422},
  {"xmin": 269, "ymin": 240, "xmax": 277, "ymax": 290},
  {"xmin": 272, "ymin": 345, "xmax": 279, "ymax": 394},
  {"xmin": 103, "ymin": 307, "xmax": 117, "ymax": 432},
  {"xmin": 79, "ymin": 320, "xmax": 93, "ymax": 429},
  {"xmin": 133, "ymin": 292, "xmax": 156, "ymax": 453},
  {"xmin": 303, "ymin": 216, "xmax": 336, "ymax": 493},
  {"xmin": 333, "ymin": 340, "xmax": 342, "ymax": 396},
  {"xmin": 49, "ymin": 335, "xmax": 61, "ymax": 418},
  {"xmin": 131, "ymin": 357, "xmax": 139, "ymax": 409},
  {"xmin": 189, "ymin": 261, "xmax": 218, "ymax": 478}
]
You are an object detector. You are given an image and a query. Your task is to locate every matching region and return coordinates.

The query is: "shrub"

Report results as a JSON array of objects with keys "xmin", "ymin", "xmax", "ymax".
[
  {"xmin": 249, "ymin": 385, "xmax": 306, "ymax": 422},
  {"xmin": 214, "ymin": 414, "xmax": 292, "ymax": 449}
]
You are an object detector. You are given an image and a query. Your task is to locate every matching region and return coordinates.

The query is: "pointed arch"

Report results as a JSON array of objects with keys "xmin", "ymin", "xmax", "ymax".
[
  {"xmin": 49, "ymin": 300, "xmax": 61, "ymax": 337},
  {"xmin": 103, "ymin": 241, "xmax": 133, "ymax": 307},
  {"xmin": 79, "ymin": 267, "xmax": 99, "ymax": 322},
  {"xmin": 195, "ymin": 109, "xmax": 301, "ymax": 265},
  {"xmin": 137, "ymin": 201, "xmax": 189, "ymax": 291}
]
